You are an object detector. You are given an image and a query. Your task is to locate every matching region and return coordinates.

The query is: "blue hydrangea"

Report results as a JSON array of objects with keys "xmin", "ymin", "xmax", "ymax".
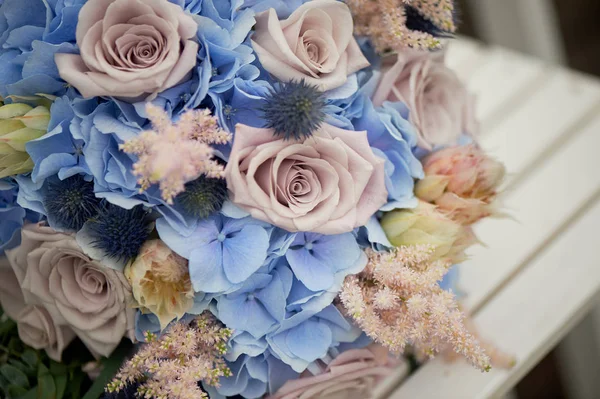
[
  {"xmin": 0, "ymin": 0, "xmax": 79, "ymax": 98},
  {"xmin": 266, "ymin": 305, "xmax": 362, "ymax": 373},
  {"xmin": 156, "ymin": 213, "xmax": 285, "ymax": 295},
  {"xmin": 0, "ymin": 178, "xmax": 42, "ymax": 253},
  {"xmin": 216, "ymin": 263, "xmax": 293, "ymax": 339},
  {"xmin": 285, "ymin": 232, "xmax": 366, "ymax": 292},
  {"xmin": 185, "ymin": 0, "xmax": 259, "ymax": 110}
]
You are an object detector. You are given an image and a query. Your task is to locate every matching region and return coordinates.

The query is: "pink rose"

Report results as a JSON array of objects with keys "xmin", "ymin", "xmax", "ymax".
[
  {"xmin": 251, "ymin": 0, "xmax": 369, "ymax": 91},
  {"xmin": 373, "ymin": 51, "xmax": 478, "ymax": 150},
  {"xmin": 0, "ymin": 257, "xmax": 75, "ymax": 361},
  {"xmin": 225, "ymin": 124, "xmax": 387, "ymax": 235},
  {"xmin": 267, "ymin": 345, "xmax": 401, "ymax": 399},
  {"xmin": 3, "ymin": 223, "xmax": 135, "ymax": 358},
  {"xmin": 55, "ymin": 0, "xmax": 199, "ymax": 101}
]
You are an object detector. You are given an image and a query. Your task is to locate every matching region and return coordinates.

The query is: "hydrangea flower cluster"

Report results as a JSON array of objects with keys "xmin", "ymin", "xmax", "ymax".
[{"xmin": 0, "ymin": 0, "xmax": 509, "ymax": 398}]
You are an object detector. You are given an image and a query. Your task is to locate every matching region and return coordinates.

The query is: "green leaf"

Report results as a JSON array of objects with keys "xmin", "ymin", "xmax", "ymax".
[
  {"xmin": 36, "ymin": 364, "xmax": 56, "ymax": 399},
  {"xmin": 8, "ymin": 360, "xmax": 32, "ymax": 376},
  {"xmin": 7, "ymin": 384, "xmax": 28, "ymax": 397},
  {"xmin": 66, "ymin": 371, "xmax": 84, "ymax": 399},
  {"xmin": 21, "ymin": 350, "xmax": 39, "ymax": 371},
  {"xmin": 17, "ymin": 387, "xmax": 37, "ymax": 399},
  {"xmin": 81, "ymin": 346, "xmax": 130, "ymax": 399},
  {"xmin": 53, "ymin": 375, "xmax": 66, "ymax": 399},
  {"xmin": 0, "ymin": 364, "xmax": 30, "ymax": 389}
]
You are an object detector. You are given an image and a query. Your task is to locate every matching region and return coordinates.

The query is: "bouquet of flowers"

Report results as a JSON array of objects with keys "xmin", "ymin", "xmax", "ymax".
[{"xmin": 0, "ymin": 0, "xmax": 510, "ymax": 397}]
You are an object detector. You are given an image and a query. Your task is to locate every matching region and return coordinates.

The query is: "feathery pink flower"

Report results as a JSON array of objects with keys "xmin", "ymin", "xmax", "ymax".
[
  {"xmin": 106, "ymin": 312, "xmax": 233, "ymax": 399},
  {"xmin": 345, "ymin": 0, "xmax": 456, "ymax": 52},
  {"xmin": 121, "ymin": 105, "xmax": 231, "ymax": 204},
  {"xmin": 339, "ymin": 246, "xmax": 491, "ymax": 372}
]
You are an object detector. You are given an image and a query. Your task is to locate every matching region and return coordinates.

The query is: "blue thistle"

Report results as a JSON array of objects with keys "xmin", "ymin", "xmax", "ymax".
[
  {"xmin": 262, "ymin": 80, "xmax": 326, "ymax": 141},
  {"xmin": 175, "ymin": 176, "xmax": 228, "ymax": 218},
  {"xmin": 44, "ymin": 175, "xmax": 101, "ymax": 231},
  {"xmin": 87, "ymin": 204, "xmax": 151, "ymax": 262}
]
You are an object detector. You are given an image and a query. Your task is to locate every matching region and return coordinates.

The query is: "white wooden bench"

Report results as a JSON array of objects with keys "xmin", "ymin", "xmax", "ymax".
[{"xmin": 375, "ymin": 38, "xmax": 600, "ymax": 399}]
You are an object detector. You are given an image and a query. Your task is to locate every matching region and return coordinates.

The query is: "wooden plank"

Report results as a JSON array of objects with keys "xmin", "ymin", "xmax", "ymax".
[
  {"xmin": 461, "ymin": 111, "xmax": 600, "ymax": 311},
  {"xmin": 466, "ymin": 47, "xmax": 546, "ymax": 125},
  {"xmin": 479, "ymin": 71, "xmax": 600, "ymax": 183},
  {"xmin": 388, "ymin": 97, "xmax": 600, "ymax": 399},
  {"xmin": 390, "ymin": 190, "xmax": 600, "ymax": 399},
  {"xmin": 445, "ymin": 38, "xmax": 487, "ymax": 81}
]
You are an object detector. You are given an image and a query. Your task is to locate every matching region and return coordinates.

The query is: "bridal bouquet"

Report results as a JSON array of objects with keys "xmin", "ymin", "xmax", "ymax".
[{"xmin": 0, "ymin": 0, "xmax": 508, "ymax": 397}]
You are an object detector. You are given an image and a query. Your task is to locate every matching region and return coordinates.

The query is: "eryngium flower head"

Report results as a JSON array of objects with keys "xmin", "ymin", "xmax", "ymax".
[
  {"xmin": 44, "ymin": 175, "xmax": 101, "ymax": 231},
  {"xmin": 415, "ymin": 144, "xmax": 506, "ymax": 225},
  {"xmin": 262, "ymin": 80, "xmax": 326, "ymax": 141},
  {"xmin": 175, "ymin": 175, "xmax": 228, "ymax": 218},
  {"xmin": 87, "ymin": 204, "xmax": 152, "ymax": 263},
  {"xmin": 0, "ymin": 102, "xmax": 50, "ymax": 178}
]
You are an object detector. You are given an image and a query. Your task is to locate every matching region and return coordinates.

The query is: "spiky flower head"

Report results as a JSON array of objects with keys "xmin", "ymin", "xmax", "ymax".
[
  {"xmin": 0, "ymin": 102, "xmax": 50, "ymax": 178},
  {"xmin": 175, "ymin": 175, "xmax": 228, "ymax": 218},
  {"xmin": 87, "ymin": 204, "xmax": 152, "ymax": 263},
  {"xmin": 262, "ymin": 80, "xmax": 327, "ymax": 141},
  {"xmin": 44, "ymin": 175, "xmax": 101, "ymax": 231}
]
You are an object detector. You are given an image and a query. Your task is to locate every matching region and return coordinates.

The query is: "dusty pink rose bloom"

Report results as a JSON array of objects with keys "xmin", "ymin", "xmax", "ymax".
[
  {"xmin": 251, "ymin": 0, "xmax": 370, "ymax": 91},
  {"xmin": 267, "ymin": 345, "xmax": 400, "ymax": 399},
  {"xmin": 55, "ymin": 0, "xmax": 199, "ymax": 101},
  {"xmin": 2, "ymin": 223, "xmax": 135, "ymax": 358},
  {"xmin": 225, "ymin": 123, "xmax": 388, "ymax": 235},
  {"xmin": 0, "ymin": 257, "xmax": 75, "ymax": 361},
  {"xmin": 372, "ymin": 51, "xmax": 478, "ymax": 150}
]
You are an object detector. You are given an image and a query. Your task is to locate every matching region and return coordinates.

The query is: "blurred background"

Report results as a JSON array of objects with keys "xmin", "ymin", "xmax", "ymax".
[
  {"xmin": 455, "ymin": 1, "xmax": 600, "ymax": 398},
  {"xmin": 458, "ymin": 0, "xmax": 600, "ymax": 76}
]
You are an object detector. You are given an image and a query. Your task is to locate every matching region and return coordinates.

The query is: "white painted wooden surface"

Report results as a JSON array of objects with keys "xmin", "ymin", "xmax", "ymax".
[{"xmin": 379, "ymin": 39, "xmax": 600, "ymax": 399}]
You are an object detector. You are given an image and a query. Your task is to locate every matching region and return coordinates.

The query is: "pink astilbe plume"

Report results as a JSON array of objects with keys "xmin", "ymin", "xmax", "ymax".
[
  {"xmin": 339, "ymin": 246, "xmax": 491, "ymax": 372},
  {"xmin": 121, "ymin": 105, "xmax": 232, "ymax": 204},
  {"xmin": 345, "ymin": 0, "xmax": 456, "ymax": 52},
  {"xmin": 106, "ymin": 312, "xmax": 233, "ymax": 399}
]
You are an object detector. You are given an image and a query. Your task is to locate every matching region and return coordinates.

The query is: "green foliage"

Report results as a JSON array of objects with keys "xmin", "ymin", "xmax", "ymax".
[{"xmin": 0, "ymin": 307, "xmax": 94, "ymax": 399}]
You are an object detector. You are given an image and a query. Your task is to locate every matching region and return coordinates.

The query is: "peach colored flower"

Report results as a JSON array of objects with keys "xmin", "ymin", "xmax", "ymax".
[
  {"xmin": 125, "ymin": 239, "xmax": 194, "ymax": 330},
  {"xmin": 267, "ymin": 344, "xmax": 399, "ymax": 399},
  {"xmin": 373, "ymin": 51, "xmax": 477, "ymax": 150},
  {"xmin": 416, "ymin": 144, "xmax": 506, "ymax": 225},
  {"xmin": 251, "ymin": 0, "xmax": 369, "ymax": 91},
  {"xmin": 3, "ymin": 223, "xmax": 135, "ymax": 358},
  {"xmin": 55, "ymin": 0, "xmax": 199, "ymax": 101},
  {"xmin": 225, "ymin": 123, "xmax": 388, "ymax": 235}
]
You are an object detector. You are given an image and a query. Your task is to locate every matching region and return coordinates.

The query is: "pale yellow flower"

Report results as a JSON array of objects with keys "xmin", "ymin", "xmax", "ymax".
[
  {"xmin": 126, "ymin": 239, "xmax": 194, "ymax": 330},
  {"xmin": 0, "ymin": 102, "xmax": 50, "ymax": 178}
]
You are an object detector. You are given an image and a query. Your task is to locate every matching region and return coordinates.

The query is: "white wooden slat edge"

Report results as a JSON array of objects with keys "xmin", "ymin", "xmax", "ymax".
[
  {"xmin": 445, "ymin": 38, "xmax": 487, "ymax": 81},
  {"xmin": 390, "ymin": 190, "xmax": 600, "ymax": 399},
  {"xmin": 463, "ymin": 46, "xmax": 546, "ymax": 124},
  {"xmin": 461, "ymin": 111, "xmax": 600, "ymax": 311},
  {"xmin": 388, "ymin": 98, "xmax": 600, "ymax": 398},
  {"xmin": 376, "ymin": 48, "xmax": 600, "ymax": 397},
  {"xmin": 479, "ymin": 70, "xmax": 600, "ymax": 182}
]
